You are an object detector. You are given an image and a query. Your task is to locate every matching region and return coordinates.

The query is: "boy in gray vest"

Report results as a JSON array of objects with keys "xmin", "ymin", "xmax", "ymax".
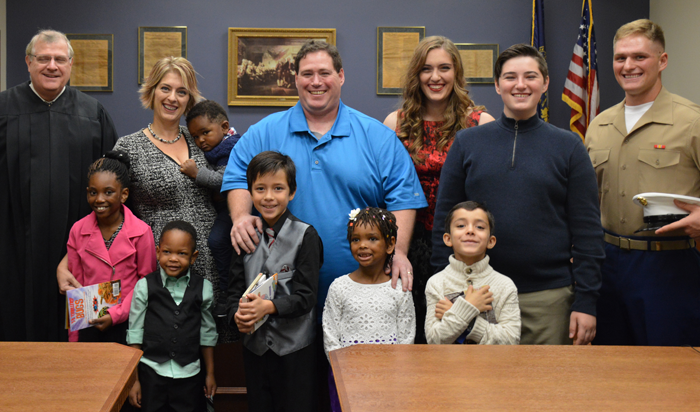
[
  {"xmin": 227, "ymin": 151, "xmax": 323, "ymax": 412},
  {"xmin": 127, "ymin": 220, "xmax": 217, "ymax": 411}
]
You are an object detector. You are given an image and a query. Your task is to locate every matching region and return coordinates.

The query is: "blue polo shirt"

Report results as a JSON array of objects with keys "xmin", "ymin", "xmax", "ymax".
[{"xmin": 222, "ymin": 100, "xmax": 427, "ymax": 319}]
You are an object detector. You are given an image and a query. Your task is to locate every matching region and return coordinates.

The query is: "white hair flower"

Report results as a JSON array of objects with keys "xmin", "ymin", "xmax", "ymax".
[{"xmin": 348, "ymin": 208, "xmax": 361, "ymax": 221}]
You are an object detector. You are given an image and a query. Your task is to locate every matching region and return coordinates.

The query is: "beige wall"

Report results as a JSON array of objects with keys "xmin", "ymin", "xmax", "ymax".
[{"xmin": 650, "ymin": 0, "xmax": 700, "ymax": 103}]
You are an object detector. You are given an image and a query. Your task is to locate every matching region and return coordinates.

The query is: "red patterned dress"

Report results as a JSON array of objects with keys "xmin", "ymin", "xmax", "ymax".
[
  {"xmin": 397, "ymin": 110, "xmax": 483, "ymax": 343},
  {"xmin": 401, "ymin": 110, "xmax": 483, "ymax": 232}
]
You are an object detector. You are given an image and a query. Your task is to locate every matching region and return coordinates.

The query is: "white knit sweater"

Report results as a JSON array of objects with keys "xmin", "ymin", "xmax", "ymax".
[
  {"xmin": 323, "ymin": 275, "xmax": 416, "ymax": 360},
  {"xmin": 425, "ymin": 255, "xmax": 520, "ymax": 345}
]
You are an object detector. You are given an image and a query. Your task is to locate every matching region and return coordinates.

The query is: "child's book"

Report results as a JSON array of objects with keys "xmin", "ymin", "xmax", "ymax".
[
  {"xmin": 66, "ymin": 280, "xmax": 121, "ymax": 332},
  {"xmin": 241, "ymin": 273, "xmax": 278, "ymax": 333}
]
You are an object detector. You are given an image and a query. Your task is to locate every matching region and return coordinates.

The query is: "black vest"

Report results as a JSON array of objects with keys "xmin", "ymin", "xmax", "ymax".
[{"xmin": 142, "ymin": 270, "xmax": 203, "ymax": 366}]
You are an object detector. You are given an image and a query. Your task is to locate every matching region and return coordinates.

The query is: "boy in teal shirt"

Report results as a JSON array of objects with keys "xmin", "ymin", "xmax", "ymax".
[{"xmin": 127, "ymin": 220, "xmax": 217, "ymax": 411}]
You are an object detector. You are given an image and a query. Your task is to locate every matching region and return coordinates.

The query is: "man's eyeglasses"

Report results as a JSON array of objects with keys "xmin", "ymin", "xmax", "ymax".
[{"xmin": 29, "ymin": 54, "xmax": 71, "ymax": 66}]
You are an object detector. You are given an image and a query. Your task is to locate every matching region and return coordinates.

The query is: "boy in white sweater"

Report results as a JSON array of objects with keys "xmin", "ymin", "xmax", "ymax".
[{"xmin": 425, "ymin": 201, "xmax": 520, "ymax": 345}]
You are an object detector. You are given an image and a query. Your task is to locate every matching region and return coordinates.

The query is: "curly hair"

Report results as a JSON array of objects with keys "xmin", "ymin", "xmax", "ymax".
[
  {"xmin": 397, "ymin": 36, "xmax": 484, "ymax": 163},
  {"xmin": 347, "ymin": 207, "xmax": 398, "ymax": 270}
]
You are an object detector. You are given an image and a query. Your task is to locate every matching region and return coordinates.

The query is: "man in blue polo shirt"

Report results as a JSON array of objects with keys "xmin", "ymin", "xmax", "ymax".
[{"xmin": 222, "ymin": 40, "xmax": 427, "ymax": 320}]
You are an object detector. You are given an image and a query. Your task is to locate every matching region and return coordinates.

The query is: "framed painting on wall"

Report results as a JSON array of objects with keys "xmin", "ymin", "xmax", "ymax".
[
  {"xmin": 138, "ymin": 26, "xmax": 187, "ymax": 84},
  {"xmin": 455, "ymin": 43, "xmax": 499, "ymax": 84},
  {"xmin": 376, "ymin": 27, "xmax": 425, "ymax": 95},
  {"xmin": 66, "ymin": 34, "xmax": 113, "ymax": 92},
  {"xmin": 228, "ymin": 28, "xmax": 336, "ymax": 107}
]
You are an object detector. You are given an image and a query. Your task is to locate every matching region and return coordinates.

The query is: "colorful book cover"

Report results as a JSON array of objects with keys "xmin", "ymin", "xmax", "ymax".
[{"xmin": 66, "ymin": 280, "xmax": 121, "ymax": 332}]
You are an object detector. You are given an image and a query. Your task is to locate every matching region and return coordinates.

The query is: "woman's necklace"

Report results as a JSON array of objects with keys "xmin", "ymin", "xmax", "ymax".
[{"xmin": 148, "ymin": 123, "xmax": 182, "ymax": 144}]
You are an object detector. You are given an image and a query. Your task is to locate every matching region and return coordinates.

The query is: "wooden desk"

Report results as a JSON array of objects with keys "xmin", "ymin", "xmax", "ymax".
[
  {"xmin": 330, "ymin": 345, "xmax": 700, "ymax": 411},
  {"xmin": 0, "ymin": 342, "xmax": 141, "ymax": 412}
]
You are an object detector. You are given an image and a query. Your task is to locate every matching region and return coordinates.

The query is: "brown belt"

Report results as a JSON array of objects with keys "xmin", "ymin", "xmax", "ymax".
[{"xmin": 604, "ymin": 233, "xmax": 696, "ymax": 251}]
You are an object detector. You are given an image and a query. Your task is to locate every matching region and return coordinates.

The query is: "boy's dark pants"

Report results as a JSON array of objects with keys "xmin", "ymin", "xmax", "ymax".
[
  {"xmin": 138, "ymin": 363, "xmax": 205, "ymax": 412},
  {"xmin": 242, "ymin": 339, "xmax": 317, "ymax": 412}
]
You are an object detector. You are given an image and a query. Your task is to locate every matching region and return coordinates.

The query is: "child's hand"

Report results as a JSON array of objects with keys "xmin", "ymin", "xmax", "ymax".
[
  {"xmin": 234, "ymin": 302, "xmax": 254, "ymax": 334},
  {"xmin": 180, "ymin": 159, "xmax": 198, "ymax": 178},
  {"xmin": 204, "ymin": 371, "xmax": 217, "ymax": 399},
  {"xmin": 56, "ymin": 255, "xmax": 81, "ymax": 294},
  {"xmin": 463, "ymin": 284, "xmax": 493, "ymax": 313},
  {"xmin": 245, "ymin": 293, "xmax": 277, "ymax": 318},
  {"xmin": 90, "ymin": 314, "xmax": 113, "ymax": 331},
  {"xmin": 235, "ymin": 294, "xmax": 276, "ymax": 333},
  {"xmin": 234, "ymin": 297, "xmax": 260, "ymax": 334},
  {"xmin": 129, "ymin": 379, "xmax": 142, "ymax": 408},
  {"xmin": 435, "ymin": 298, "xmax": 453, "ymax": 320}
]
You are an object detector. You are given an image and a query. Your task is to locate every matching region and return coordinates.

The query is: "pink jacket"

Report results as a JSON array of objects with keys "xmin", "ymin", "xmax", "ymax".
[{"xmin": 67, "ymin": 205, "xmax": 157, "ymax": 327}]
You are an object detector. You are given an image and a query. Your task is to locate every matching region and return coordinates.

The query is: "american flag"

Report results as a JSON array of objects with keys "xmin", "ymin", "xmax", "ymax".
[{"xmin": 562, "ymin": 0, "xmax": 599, "ymax": 141}]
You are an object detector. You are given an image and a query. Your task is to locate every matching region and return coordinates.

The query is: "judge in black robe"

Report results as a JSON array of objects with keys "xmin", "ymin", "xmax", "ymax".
[{"xmin": 0, "ymin": 33, "xmax": 118, "ymax": 341}]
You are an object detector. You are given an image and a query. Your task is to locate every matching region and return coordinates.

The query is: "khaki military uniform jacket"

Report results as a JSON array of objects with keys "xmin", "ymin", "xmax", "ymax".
[{"xmin": 586, "ymin": 87, "xmax": 700, "ymax": 236}]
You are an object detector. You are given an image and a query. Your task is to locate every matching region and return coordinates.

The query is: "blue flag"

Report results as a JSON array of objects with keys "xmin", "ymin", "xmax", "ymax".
[{"xmin": 531, "ymin": 0, "xmax": 549, "ymax": 122}]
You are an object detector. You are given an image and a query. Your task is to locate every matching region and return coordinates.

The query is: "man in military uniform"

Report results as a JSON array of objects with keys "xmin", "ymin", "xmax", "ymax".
[{"xmin": 585, "ymin": 19, "xmax": 700, "ymax": 346}]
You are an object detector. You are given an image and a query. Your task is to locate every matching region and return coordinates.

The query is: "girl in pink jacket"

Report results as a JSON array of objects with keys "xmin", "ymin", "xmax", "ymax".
[{"xmin": 67, "ymin": 151, "xmax": 156, "ymax": 342}]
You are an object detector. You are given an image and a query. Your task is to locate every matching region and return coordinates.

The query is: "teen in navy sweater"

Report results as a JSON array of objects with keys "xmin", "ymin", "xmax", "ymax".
[{"xmin": 431, "ymin": 44, "xmax": 604, "ymax": 346}]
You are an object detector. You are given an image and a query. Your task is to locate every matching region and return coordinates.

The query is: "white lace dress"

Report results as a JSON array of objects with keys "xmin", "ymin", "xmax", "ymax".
[{"xmin": 322, "ymin": 275, "xmax": 416, "ymax": 360}]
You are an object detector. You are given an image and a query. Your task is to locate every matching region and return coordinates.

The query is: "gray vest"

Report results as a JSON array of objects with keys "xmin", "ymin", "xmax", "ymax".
[{"xmin": 243, "ymin": 217, "xmax": 316, "ymax": 356}]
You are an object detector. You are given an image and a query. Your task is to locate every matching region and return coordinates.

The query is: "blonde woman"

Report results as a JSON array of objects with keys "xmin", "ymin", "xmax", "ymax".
[{"xmin": 113, "ymin": 57, "xmax": 219, "ymax": 291}]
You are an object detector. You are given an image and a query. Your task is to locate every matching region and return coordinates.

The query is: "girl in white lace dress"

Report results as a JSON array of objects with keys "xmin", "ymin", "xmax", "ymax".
[{"xmin": 323, "ymin": 207, "xmax": 415, "ymax": 411}]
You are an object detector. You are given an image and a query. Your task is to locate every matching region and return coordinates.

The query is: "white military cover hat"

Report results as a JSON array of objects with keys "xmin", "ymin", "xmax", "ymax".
[{"xmin": 632, "ymin": 192, "xmax": 700, "ymax": 233}]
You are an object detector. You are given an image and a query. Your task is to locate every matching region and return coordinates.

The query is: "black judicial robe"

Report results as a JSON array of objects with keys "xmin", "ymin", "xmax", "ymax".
[{"xmin": 0, "ymin": 82, "xmax": 118, "ymax": 341}]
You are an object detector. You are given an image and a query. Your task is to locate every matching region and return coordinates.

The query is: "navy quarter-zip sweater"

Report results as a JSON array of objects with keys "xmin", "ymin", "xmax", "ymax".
[{"xmin": 431, "ymin": 114, "xmax": 604, "ymax": 316}]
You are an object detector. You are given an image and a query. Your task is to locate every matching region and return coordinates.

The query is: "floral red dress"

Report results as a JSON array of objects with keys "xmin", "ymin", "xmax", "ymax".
[
  {"xmin": 402, "ymin": 110, "xmax": 483, "ymax": 232},
  {"xmin": 396, "ymin": 110, "xmax": 483, "ymax": 343}
]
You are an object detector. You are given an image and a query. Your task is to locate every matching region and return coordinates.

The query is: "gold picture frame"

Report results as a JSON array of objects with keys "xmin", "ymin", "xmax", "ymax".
[
  {"xmin": 228, "ymin": 28, "xmax": 336, "ymax": 107},
  {"xmin": 455, "ymin": 43, "xmax": 499, "ymax": 84},
  {"xmin": 138, "ymin": 26, "xmax": 187, "ymax": 84},
  {"xmin": 376, "ymin": 27, "xmax": 425, "ymax": 95},
  {"xmin": 66, "ymin": 34, "xmax": 113, "ymax": 92}
]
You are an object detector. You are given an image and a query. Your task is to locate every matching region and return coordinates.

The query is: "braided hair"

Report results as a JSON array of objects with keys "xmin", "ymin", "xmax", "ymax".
[
  {"xmin": 87, "ymin": 150, "xmax": 131, "ymax": 189},
  {"xmin": 347, "ymin": 207, "xmax": 398, "ymax": 269}
]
